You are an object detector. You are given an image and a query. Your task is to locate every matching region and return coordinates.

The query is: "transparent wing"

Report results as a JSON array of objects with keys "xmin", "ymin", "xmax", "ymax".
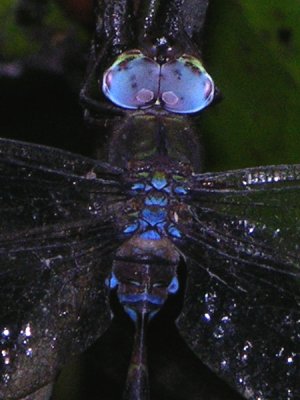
[
  {"xmin": 0, "ymin": 139, "xmax": 125, "ymax": 399},
  {"xmin": 176, "ymin": 164, "xmax": 300, "ymax": 400}
]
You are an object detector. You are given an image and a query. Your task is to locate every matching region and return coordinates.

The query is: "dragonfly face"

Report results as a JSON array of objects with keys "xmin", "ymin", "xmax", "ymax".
[{"xmin": 0, "ymin": 1, "xmax": 300, "ymax": 400}]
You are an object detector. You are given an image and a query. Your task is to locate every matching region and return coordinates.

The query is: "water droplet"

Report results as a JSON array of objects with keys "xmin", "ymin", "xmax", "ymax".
[
  {"xmin": 25, "ymin": 324, "xmax": 31, "ymax": 337},
  {"xmin": 2, "ymin": 328, "xmax": 10, "ymax": 337},
  {"xmin": 204, "ymin": 312, "xmax": 211, "ymax": 321},
  {"xmin": 26, "ymin": 348, "xmax": 33, "ymax": 357},
  {"xmin": 213, "ymin": 325, "xmax": 224, "ymax": 339}
]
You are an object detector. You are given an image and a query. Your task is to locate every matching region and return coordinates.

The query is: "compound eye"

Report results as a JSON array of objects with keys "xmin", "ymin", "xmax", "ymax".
[
  {"xmin": 102, "ymin": 50, "xmax": 160, "ymax": 109},
  {"xmin": 160, "ymin": 54, "xmax": 215, "ymax": 114}
]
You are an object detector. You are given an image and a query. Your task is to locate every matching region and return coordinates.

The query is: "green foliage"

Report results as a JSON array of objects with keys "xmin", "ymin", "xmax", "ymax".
[
  {"xmin": 201, "ymin": 0, "xmax": 300, "ymax": 170},
  {"xmin": 0, "ymin": 0, "xmax": 87, "ymax": 60},
  {"xmin": 0, "ymin": 0, "xmax": 39, "ymax": 57}
]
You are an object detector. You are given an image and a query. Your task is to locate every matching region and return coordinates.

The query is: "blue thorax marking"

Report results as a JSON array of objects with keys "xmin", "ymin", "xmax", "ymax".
[
  {"xmin": 141, "ymin": 208, "xmax": 167, "ymax": 226},
  {"xmin": 131, "ymin": 182, "xmax": 145, "ymax": 191},
  {"xmin": 144, "ymin": 194, "xmax": 168, "ymax": 206},
  {"xmin": 151, "ymin": 172, "xmax": 168, "ymax": 190},
  {"xmin": 174, "ymin": 186, "xmax": 188, "ymax": 195},
  {"xmin": 123, "ymin": 223, "xmax": 139, "ymax": 234},
  {"xmin": 124, "ymin": 170, "xmax": 188, "ymax": 240},
  {"xmin": 168, "ymin": 224, "xmax": 182, "ymax": 238}
]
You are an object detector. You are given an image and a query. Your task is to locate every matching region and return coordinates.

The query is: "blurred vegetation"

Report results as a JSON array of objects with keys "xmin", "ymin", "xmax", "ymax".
[
  {"xmin": 0, "ymin": 0, "xmax": 38, "ymax": 58},
  {"xmin": 202, "ymin": 0, "xmax": 300, "ymax": 170},
  {"xmin": 0, "ymin": 0, "xmax": 87, "ymax": 59},
  {"xmin": 0, "ymin": 0, "xmax": 91, "ymax": 156}
]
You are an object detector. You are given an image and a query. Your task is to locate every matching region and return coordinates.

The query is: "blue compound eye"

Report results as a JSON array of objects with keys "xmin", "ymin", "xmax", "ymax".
[
  {"xmin": 102, "ymin": 50, "xmax": 160, "ymax": 109},
  {"xmin": 159, "ymin": 54, "xmax": 214, "ymax": 114},
  {"xmin": 103, "ymin": 51, "xmax": 215, "ymax": 114}
]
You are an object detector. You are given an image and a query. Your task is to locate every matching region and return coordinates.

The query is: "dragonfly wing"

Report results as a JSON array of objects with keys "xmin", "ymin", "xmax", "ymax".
[
  {"xmin": 176, "ymin": 164, "xmax": 300, "ymax": 400},
  {"xmin": 0, "ymin": 139, "xmax": 125, "ymax": 399}
]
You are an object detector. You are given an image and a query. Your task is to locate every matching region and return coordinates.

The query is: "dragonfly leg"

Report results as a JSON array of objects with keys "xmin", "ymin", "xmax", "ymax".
[{"xmin": 80, "ymin": 41, "xmax": 125, "ymax": 121}]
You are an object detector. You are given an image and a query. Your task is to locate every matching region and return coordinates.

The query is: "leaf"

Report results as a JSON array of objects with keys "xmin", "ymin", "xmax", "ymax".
[{"xmin": 201, "ymin": 0, "xmax": 300, "ymax": 171}]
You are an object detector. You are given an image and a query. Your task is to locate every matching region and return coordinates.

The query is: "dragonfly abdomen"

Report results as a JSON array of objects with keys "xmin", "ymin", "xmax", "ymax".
[{"xmin": 108, "ymin": 176, "xmax": 184, "ymax": 399}]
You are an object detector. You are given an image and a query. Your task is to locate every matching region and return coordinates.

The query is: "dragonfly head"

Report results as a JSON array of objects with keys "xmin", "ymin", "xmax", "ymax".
[{"xmin": 102, "ymin": 48, "xmax": 215, "ymax": 114}]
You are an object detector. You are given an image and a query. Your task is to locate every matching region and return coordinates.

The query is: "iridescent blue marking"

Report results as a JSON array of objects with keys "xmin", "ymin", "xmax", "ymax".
[
  {"xmin": 168, "ymin": 276, "xmax": 179, "ymax": 294},
  {"xmin": 125, "ymin": 170, "xmax": 186, "ymax": 242},
  {"xmin": 139, "ymin": 220, "xmax": 148, "ymax": 231},
  {"xmin": 156, "ymin": 221, "xmax": 167, "ymax": 231},
  {"xmin": 131, "ymin": 182, "xmax": 145, "ymax": 191},
  {"xmin": 124, "ymin": 307, "xmax": 138, "ymax": 322},
  {"xmin": 140, "ymin": 230, "xmax": 161, "ymax": 240},
  {"xmin": 142, "ymin": 208, "xmax": 167, "ymax": 226},
  {"xmin": 168, "ymin": 225, "xmax": 182, "ymax": 238},
  {"xmin": 151, "ymin": 175, "xmax": 168, "ymax": 190},
  {"xmin": 119, "ymin": 293, "xmax": 164, "ymax": 305},
  {"xmin": 174, "ymin": 186, "xmax": 187, "ymax": 195},
  {"xmin": 123, "ymin": 223, "xmax": 139, "ymax": 234},
  {"xmin": 144, "ymin": 195, "xmax": 168, "ymax": 206},
  {"xmin": 124, "ymin": 307, "xmax": 159, "ymax": 321},
  {"xmin": 149, "ymin": 310, "xmax": 160, "ymax": 319},
  {"xmin": 107, "ymin": 272, "xmax": 119, "ymax": 289}
]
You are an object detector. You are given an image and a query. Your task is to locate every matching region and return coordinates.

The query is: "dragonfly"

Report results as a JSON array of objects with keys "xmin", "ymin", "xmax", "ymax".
[{"xmin": 0, "ymin": 1, "xmax": 300, "ymax": 399}]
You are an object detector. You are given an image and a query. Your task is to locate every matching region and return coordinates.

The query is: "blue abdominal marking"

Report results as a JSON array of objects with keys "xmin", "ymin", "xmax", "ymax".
[
  {"xmin": 119, "ymin": 293, "xmax": 165, "ymax": 305},
  {"xmin": 140, "ymin": 230, "xmax": 161, "ymax": 240},
  {"xmin": 106, "ymin": 272, "xmax": 119, "ymax": 289},
  {"xmin": 168, "ymin": 276, "xmax": 179, "ymax": 294},
  {"xmin": 124, "ymin": 307, "xmax": 160, "ymax": 322},
  {"xmin": 124, "ymin": 308, "xmax": 138, "ymax": 322},
  {"xmin": 124, "ymin": 169, "xmax": 188, "ymax": 241}
]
